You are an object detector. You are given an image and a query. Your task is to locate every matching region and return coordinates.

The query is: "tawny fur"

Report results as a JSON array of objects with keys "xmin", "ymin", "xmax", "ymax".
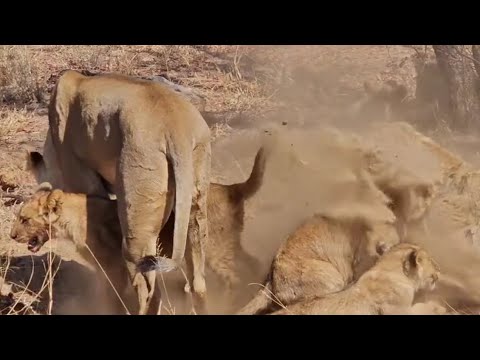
[
  {"xmin": 271, "ymin": 243, "xmax": 440, "ymax": 315},
  {"xmin": 358, "ymin": 121, "xmax": 480, "ymax": 309},
  {"xmin": 24, "ymin": 70, "xmax": 212, "ymax": 314},
  {"xmin": 407, "ymin": 300, "xmax": 448, "ymax": 315},
  {"xmin": 360, "ymin": 146, "xmax": 435, "ymax": 240},
  {"xmin": 13, "ymin": 147, "xmax": 267, "ymax": 314},
  {"xmin": 363, "ymin": 121, "xmax": 469, "ymax": 186},
  {"xmin": 236, "ymin": 213, "xmax": 401, "ymax": 315},
  {"xmin": 147, "ymin": 147, "xmax": 266, "ymax": 303},
  {"xmin": 10, "ymin": 186, "xmax": 132, "ymax": 313},
  {"xmin": 324, "ymin": 121, "xmax": 467, "ymax": 252},
  {"xmin": 312, "ymin": 126, "xmax": 436, "ymax": 235}
]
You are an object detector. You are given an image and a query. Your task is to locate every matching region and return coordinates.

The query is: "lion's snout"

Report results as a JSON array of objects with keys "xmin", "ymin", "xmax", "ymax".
[
  {"xmin": 10, "ymin": 226, "xmax": 18, "ymax": 240},
  {"xmin": 9, "ymin": 224, "xmax": 34, "ymax": 244}
]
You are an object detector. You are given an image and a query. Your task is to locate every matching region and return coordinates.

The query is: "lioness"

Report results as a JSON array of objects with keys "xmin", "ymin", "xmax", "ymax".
[
  {"xmin": 363, "ymin": 147, "xmax": 436, "ymax": 238},
  {"xmin": 236, "ymin": 212, "xmax": 401, "ymax": 315},
  {"xmin": 271, "ymin": 243, "xmax": 440, "ymax": 315},
  {"xmin": 12, "ymin": 147, "xmax": 266, "ymax": 314},
  {"xmin": 26, "ymin": 70, "xmax": 212, "ymax": 314}
]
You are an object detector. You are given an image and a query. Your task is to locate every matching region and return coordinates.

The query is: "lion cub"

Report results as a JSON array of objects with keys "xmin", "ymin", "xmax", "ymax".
[
  {"xmin": 272, "ymin": 243, "xmax": 440, "ymax": 315},
  {"xmin": 237, "ymin": 213, "xmax": 401, "ymax": 315},
  {"xmin": 11, "ymin": 148, "xmax": 266, "ymax": 313},
  {"xmin": 9, "ymin": 185, "xmax": 131, "ymax": 312}
]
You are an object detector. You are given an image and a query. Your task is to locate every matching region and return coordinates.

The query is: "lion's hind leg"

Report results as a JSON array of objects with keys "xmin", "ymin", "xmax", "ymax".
[
  {"xmin": 187, "ymin": 142, "xmax": 211, "ymax": 313},
  {"xmin": 274, "ymin": 259, "xmax": 346, "ymax": 306},
  {"xmin": 116, "ymin": 151, "xmax": 172, "ymax": 315}
]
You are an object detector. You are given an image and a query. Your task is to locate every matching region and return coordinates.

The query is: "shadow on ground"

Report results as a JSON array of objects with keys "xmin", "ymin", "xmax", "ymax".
[
  {"xmin": 1, "ymin": 251, "xmax": 261, "ymax": 315},
  {"xmin": 1, "ymin": 253, "xmax": 111, "ymax": 314}
]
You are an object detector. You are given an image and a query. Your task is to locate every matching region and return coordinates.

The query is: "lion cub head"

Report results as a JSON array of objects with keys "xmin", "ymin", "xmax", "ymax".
[
  {"xmin": 400, "ymin": 243, "xmax": 440, "ymax": 292},
  {"xmin": 10, "ymin": 183, "xmax": 65, "ymax": 253},
  {"xmin": 370, "ymin": 242, "xmax": 440, "ymax": 293}
]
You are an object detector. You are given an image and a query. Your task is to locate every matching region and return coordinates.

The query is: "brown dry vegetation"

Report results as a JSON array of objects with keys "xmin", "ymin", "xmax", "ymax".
[{"xmin": 2, "ymin": 45, "xmax": 480, "ymax": 315}]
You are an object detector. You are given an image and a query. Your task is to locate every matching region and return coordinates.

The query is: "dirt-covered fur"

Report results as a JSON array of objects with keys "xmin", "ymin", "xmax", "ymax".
[
  {"xmin": 359, "ymin": 122, "xmax": 477, "ymax": 240},
  {"xmin": 14, "ymin": 147, "xmax": 266, "ymax": 314},
  {"xmin": 272, "ymin": 243, "xmax": 440, "ymax": 315},
  {"xmin": 362, "ymin": 147, "xmax": 436, "ymax": 238},
  {"xmin": 236, "ymin": 212, "xmax": 401, "ymax": 315},
  {"xmin": 339, "ymin": 121, "xmax": 474, "ymax": 242},
  {"xmin": 349, "ymin": 80, "xmax": 408, "ymax": 123},
  {"xmin": 360, "ymin": 121, "xmax": 470, "ymax": 215},
  {"xmin": 411, "ymin": 169, "xmax": 480, "ymax": 308},
  {"xmin": 365, "ymin": 121, "xmax": 470, "ymax": 185},
  {"xmin": 142, "ymin": 147, "xmax": 266, "ymax": 305},
  {"xmin": 25, "ymin": 70, "xmax": 212, "ymax": 314},
  {"xmin": 359, "ymin": 121, "xmax": 480, "ymax": 309},
  {"xmin": 407, "ymin": 300, "xmax": 448, "ymax": 315},
  {"xmin": 316, "ymin": 126, "xmax": 437, "ymax": 237}
]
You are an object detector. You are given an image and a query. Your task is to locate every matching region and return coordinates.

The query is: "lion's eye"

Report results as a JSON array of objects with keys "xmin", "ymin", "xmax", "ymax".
[{"xmin": 20, "ymin": 218, "xmax": 28, "ymax": 224}]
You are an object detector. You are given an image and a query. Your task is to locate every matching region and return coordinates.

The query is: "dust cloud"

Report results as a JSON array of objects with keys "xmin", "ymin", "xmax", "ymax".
[
  {"xmin": 207, "ymin": 46, "xmax": 480, "ymax": 314},
  {"xmin": 232, "ymin": 127, "xmax": 394, "ymax": 265}
]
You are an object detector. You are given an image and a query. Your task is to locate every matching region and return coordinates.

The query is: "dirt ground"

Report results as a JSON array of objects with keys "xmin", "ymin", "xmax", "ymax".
[{"xmin": 2, "ymin": 45, "xmax": 480, "ymax": 315}]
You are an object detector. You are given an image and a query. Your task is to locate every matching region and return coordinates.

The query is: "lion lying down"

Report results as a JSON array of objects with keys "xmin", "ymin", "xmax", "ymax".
[
  {"xmin": 10, "ymin": 147, "xmax": 266, "ymax": 314},
  {"xmin": 236, "ymin": 210, "xmax": 401, "ymax": 315},
  {"xmin": 272, "ymin": 243, "xmax": 440, "ymax": 315}
]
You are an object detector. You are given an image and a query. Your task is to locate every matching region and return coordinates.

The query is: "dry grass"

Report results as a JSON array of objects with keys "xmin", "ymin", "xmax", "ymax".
[
  {"xmin": 0, "ymin": 107, "xmax": 37, "ymax": 140},
  {"xmin": 0, "ymin": 200, "xmax": 21, "ymax": 246},
  {"xmin": 0, "ymin": 108, "xmax": 37, "ymax": 191},
  {"xmin": 0, "ymin": 45, "xmax": 274, "ymax": 115},
  {"xmin": 0, "ymin": 46, "xmax": 43, "ymax": 104},
  {"xmin": 0, "ymin": 45, "xmax": 422, "ymax": 117},
  {"xmin": 0, "ymin": 247, "xmax": 62, "ymax": 315}
]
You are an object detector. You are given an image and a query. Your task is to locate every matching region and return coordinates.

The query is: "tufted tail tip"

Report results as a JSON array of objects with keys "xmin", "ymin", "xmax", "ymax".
[{"xmin": 136, "ymin": 255, "xmax": 178, "ymax": 274}]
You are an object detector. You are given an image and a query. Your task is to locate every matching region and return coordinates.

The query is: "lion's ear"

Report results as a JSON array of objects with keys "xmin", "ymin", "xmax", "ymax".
[
  {"xmin": 376, "ymin": 241, "xmax": 388, "ymax": 256},
  {"xmin": 26, "ymin": 151, "xmax": 44, "ymax": 171},
  {"xmin": 403, "ymin": 248, "xmax": 421, "ymax": 276},
  {"xmin": 46, "ymin": 189, "xmax": 64, "ymax": 214}
]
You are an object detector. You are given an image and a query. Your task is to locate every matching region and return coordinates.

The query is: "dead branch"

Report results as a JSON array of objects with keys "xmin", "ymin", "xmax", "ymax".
[{"xmin": 472, "ymin": 45, "xmax": 480, "ymax": 78}]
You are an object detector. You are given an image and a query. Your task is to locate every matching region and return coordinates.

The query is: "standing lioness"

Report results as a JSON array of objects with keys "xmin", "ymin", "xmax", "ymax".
[
  {"xmin": 27, "ymin": 70, "xmax": 211, "ymax": 314},
  {"xmin": 18, "ymin": 146, "xmax": 267, "ymax": 314}
]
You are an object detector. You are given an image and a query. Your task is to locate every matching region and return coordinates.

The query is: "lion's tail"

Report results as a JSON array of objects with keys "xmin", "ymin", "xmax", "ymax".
[
  {"xmin": 166, "ymin": 141, "xmax": 197, "ymax": 268},
  {"xmin": 141, "ymin": 141, "xmax": 197, "ymax": 273},
  {"xmin": 136, "ymin": 255, "xmax": 178, "ymax": 274},
  {"xmin": 231, "ymin": 146, "xmax": 267, "ymax": 200},
  {"xmin": 236, "ymin": 279, "xmax": 274, "ymax": 315}
]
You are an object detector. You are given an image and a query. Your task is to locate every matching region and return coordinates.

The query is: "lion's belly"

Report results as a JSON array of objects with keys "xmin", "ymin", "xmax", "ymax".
[
  {"xmin": 97, "ymin": 162, "xmax": 117, "ymax": 186},
  {"xmin": 80, "ymin": 140, "xmax": 120, "ymax": 187}
]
